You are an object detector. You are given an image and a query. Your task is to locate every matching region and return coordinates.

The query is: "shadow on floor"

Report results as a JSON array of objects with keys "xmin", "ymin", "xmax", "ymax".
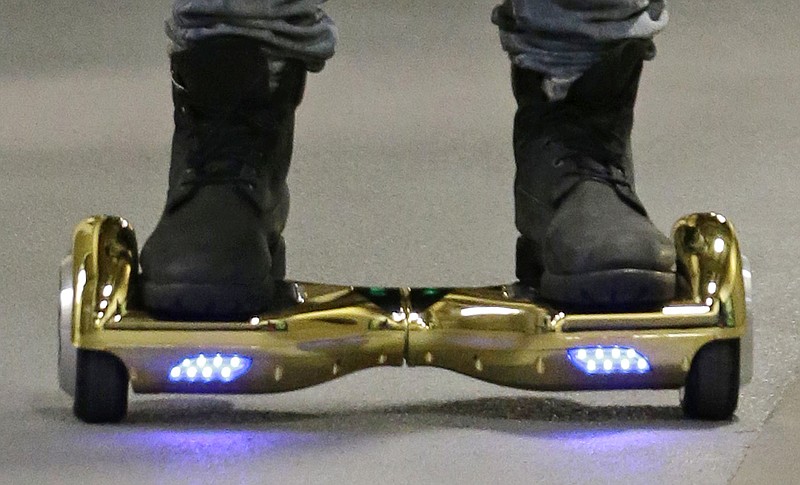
[{"xmin": 36, "ymin": 392, "xmax": 734, "ymax": 434}]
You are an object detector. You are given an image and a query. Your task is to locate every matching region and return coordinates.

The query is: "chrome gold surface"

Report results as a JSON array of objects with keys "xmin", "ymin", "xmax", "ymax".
[
  {"xmin": 71, "ymin": 215, "xmax": 137, "ymax": 344},
  {"xmin": 673, "ymin": 212, "xmax": 746, "ymax": 325},
  {"xmin": 70, "ymin": 216, "xmax": 406, "ymax": 393},
  {"xmin": 404, "ymin": 286, "xmax": 724, "ymax": 391},
  {"xmin": 66, "ymin": 212, "xmax": 750, "ymax": 395},
  {"xmin": 673, "ymin": 212, "xmax": 752, "ymax": 383}
]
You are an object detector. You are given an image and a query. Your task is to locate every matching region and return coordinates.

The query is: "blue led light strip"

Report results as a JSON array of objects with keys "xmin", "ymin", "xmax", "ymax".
[
  {"xmin": 567, "ymin": 346, "xmax": 651, "ymax": 375},
  {"xmin": 168, "ymin": 353, "xmax": 252, "ymax": 383}
]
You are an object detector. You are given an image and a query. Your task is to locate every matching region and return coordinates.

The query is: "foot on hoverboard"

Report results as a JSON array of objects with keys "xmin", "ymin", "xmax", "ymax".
[
  {"xmin": 511, "ymin": 40, "xmax": 676, "ymax": 308},
  {"xmin": 139, "ymin": 36, "xmax": 306, "ymax": 320}
]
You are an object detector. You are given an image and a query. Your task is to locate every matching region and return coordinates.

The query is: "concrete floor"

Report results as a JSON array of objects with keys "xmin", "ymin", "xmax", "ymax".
[{"xmin": 2, "ymin": 0, "xmax": 799, "ymax": 483}]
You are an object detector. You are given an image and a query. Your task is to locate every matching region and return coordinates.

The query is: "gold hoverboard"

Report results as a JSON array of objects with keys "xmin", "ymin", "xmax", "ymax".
[{"xmin": 58, "ymin": 213, "xmax": 752, "ymax": 423}]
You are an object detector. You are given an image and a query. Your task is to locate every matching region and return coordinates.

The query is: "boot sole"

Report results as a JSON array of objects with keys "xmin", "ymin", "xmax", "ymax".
[
  {"xmin": 141, "ymin": 239, "xmax": 286, "ymax": 321},
  {"xmin": 141, "ymin": 278, "xmax": 276, "ymax": 321},
  {"xmin": 541, "ymin": 269, "xmax": 675, "ymax": 309}
]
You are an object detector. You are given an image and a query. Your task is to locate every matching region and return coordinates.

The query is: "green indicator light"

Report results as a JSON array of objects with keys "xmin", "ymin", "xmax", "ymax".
[
  {"xmin": 422, "ymin": 288, "xmax": 440, "ymax": 296},
  {"xmin": 368, "ymin": 287, "xmax": 388, "ymax": 297}
]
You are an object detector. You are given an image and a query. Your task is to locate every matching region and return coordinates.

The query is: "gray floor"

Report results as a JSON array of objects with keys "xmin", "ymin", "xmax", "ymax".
[{"xmin": 1, "ymin": 1, "xmax": 799, "ymax": 483}]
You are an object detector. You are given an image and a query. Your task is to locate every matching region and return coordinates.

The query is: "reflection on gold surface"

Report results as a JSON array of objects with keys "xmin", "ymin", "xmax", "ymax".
[
  {"xmin": 672, "ymin": 211, "xmax": 746, "ymax": 330},
  {"xmin": 71, "ymin": 216, "xmax": 137, "ymax": 342},
  {"xmin": 69, "ymin": 212, "xmax": 750, "ymax": 393}
]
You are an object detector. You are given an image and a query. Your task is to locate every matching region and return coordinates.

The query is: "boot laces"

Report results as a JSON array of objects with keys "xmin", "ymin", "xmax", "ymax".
[
  {"xmin": 181, "ymin": 106, "xmax": 278, "ymax": 189},
  {"xmin": 541, "ymin": 104, "xmax": 631, "ymax": 190}
]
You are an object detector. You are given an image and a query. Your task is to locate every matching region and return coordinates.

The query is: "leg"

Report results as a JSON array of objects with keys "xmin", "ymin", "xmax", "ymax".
[
  {"xmin": 140, "ymin": 0, "xmax": 336, "ymax": 319},
  {"xmin": 493, "ymin": 0, "xmax": 675, "ymax": 308},
  {"xmin": 493, "ymin": 0, "xmax": 667, "ymax": 91},
  {"xmin": 166, "ymin": 0, "xmax": 337, "ymax": 72}
]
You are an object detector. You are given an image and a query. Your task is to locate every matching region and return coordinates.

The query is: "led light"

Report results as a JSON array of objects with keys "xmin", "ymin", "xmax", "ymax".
[
  {"xmin": 168, "ymin": 354, "xmax": 252, "ymax": 383},
  {"xmin": 568, "ymin": 346, "xmax": 651, "ymax": 375},
  {"xmin": 663, "ymin": 305, "xmax": 711, "ymax": 315},
  {"xmin": 714, "ymin": 238, "xmax": 725, "ymax": 253},
  {"xmin": 460, "ymin": 307, "xmax": 522, "ymax": 317},
  {"xmin": 102, "ymin": 285, "xmax": 113, "ymax": 297}
]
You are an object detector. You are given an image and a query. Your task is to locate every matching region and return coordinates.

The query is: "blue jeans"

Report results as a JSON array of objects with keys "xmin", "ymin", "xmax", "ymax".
[{"xmin": 166, "ymin": 0, "xmax": 667, "ymax": 77}]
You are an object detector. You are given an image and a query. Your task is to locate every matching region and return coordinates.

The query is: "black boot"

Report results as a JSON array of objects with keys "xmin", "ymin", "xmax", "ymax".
[
  {"xmin": 513, "ymin": 39, "xmax": 675, "ymax": 308},
  {"xmin": 140, "ymin": 36, "xmax": 306, "ymax": 320}
]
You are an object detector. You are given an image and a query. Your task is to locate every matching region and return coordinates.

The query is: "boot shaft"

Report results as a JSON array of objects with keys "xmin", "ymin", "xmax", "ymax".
[
  {"xmin": 170, "ymin": 36, "xmax": 305, "ymax": 116},
  {"xmin": 168, "ymin": 36, "xmax": 307, "ymax": 195},
  {"xmin": 511, "ymin": 39, "xmax": 654, "ymax": 176},
  {"xmin": 511, "ymin": 39, "xmax": 654, "ymax": 233}
]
